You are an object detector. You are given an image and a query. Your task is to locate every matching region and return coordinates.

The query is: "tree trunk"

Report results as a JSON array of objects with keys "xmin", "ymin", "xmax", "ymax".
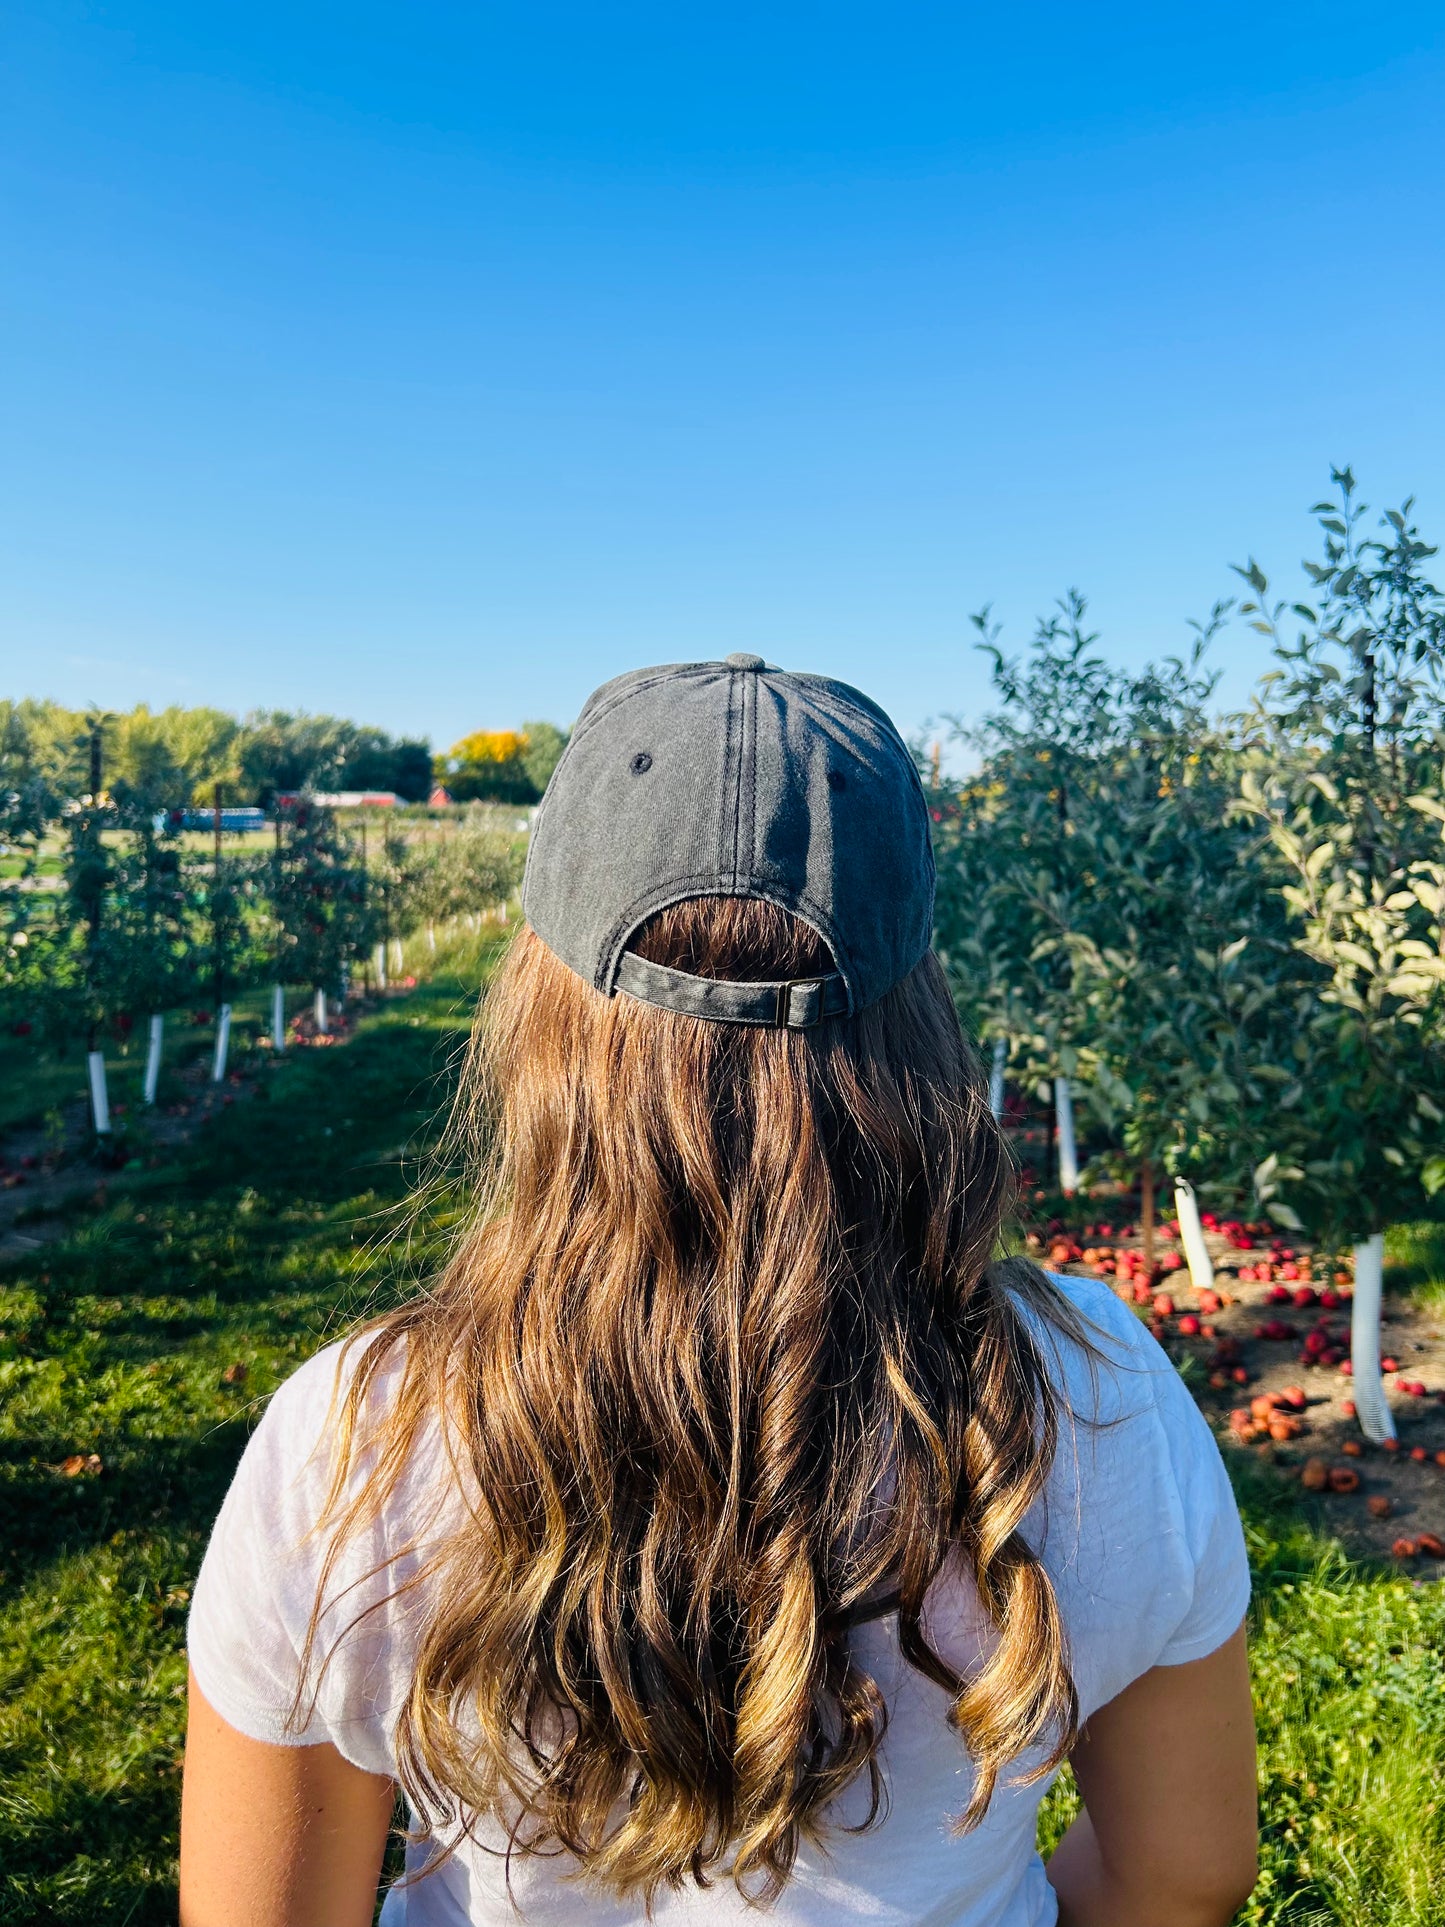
[
  {"xmin": 1172, "ymin": 1177, "xmax": 1214, "ymax": 1298},
  {"xmin": 211, "ymin": 1003, "xmax": 232, "ymax": 1083},
  {"xmin": 988, "ymin": 1037, "xmax": 1007, "ymax": 1120},
  {"xmin": 1140, "ymin": 1160, "xmax": 1156, "ymax": 1271},
  {"xmin": 143, "ymin": 1014, "xmax": 164, "ymax": 1105},
  {"xmin": 87, "ymin": 1050, "xmax": 111, "ymax": 1135},
  {"xmin": 1350, "ymin": 1234, "xmax": 1395, "ymax": 1444},
  {"xmin": 1053, "ymin": 1076, "xmax": 1079, "ymax": 1194}
]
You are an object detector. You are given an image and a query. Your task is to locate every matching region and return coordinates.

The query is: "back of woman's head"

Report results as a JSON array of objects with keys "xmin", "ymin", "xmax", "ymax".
[{"xmin": 323, "ymin": 894, "xmax": 1077, "ymax": 1902}]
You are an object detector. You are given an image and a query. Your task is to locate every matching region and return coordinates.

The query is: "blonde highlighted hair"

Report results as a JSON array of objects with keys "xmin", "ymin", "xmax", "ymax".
[{"xmin": 310, "ymin": 897, "xmax": 1082, "ymax": 1902}]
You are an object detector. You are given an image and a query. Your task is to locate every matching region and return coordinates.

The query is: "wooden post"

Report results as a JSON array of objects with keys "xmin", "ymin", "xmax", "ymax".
[
  {"xmin": 212, "ymin": 781, "xmax": 225, "ymax": 1013},
  {"xmin": 85, "ymin": 722, "xmax": 104, "ymax": 1054}
]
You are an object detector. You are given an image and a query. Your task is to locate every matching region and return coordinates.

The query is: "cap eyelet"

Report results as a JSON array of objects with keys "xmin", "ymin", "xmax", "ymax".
[{"xmin": 630, "ymin": 751, "xmax": 653, "ymax": 775}]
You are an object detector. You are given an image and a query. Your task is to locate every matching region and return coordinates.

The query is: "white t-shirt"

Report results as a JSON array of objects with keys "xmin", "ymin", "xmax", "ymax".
[{"xmin": 188, "ymin": 1275, "xmax": 1249, "ymax": 1927}]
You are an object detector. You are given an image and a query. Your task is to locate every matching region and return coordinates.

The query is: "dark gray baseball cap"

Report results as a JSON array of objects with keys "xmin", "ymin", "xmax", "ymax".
[{"xmin": 521, "ymin": 654, "xmax": 935, "ymax": 1028}]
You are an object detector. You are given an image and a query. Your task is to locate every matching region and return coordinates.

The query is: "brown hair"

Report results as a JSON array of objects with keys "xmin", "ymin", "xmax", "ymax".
[{"xmin": 311, "ymin": 897, "xmax": 1082, "ymax": 1903}]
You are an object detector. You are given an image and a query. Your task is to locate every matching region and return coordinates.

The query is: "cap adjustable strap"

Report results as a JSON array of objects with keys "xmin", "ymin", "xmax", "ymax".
[{"xmin": 613, "ymin": 952, "xmax": 850, "ymax": 1029}]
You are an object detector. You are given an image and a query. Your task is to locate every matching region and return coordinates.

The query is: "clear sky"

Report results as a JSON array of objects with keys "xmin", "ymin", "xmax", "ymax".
[{"xmin": 3, "ymin": 3, "xmax": 1443, "ymax": 753}]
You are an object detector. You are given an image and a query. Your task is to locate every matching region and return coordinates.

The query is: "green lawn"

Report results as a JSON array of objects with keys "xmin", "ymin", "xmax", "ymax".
[
  {"xmin": 0, "ymin": 982, "xmax": 320, "ymax": 1139},
  {"xmin": 1, "ymin": 944, "xmax": 1443, "ymax": 1925}
]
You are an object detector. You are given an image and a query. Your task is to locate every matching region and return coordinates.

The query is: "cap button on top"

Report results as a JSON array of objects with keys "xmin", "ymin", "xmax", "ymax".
[{"xmin": 724, "ymin": 652, "xmax": 767, "ymax": 671}]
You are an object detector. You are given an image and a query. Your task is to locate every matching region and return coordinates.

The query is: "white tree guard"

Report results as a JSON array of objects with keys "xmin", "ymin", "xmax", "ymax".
[
  {"xmin": 271, "ymin": 983, "xmax": 286, "ymax": 1051},
  {"xmin": 1172, "ymin": 1177, "xmax": 1215, "ymax": 1296},
  {"xmin": 211, "ymin": 1003, "xmax": 232, "ymax": 1083},
  {"xmin": 1054, "ymin": 1075, "xmax": 1079, "ymax": 1193},
  {"xmin": 427, "ymin": 923, "xmax": 437, "ymax": 953},
  {"xmin": 373, "ymin": 941, "xmax": 387, "ymax": 989},
  {"xmin": 143, "ymin": 1013, "xmax": 165, "ymax": 1106},
  {"xmin": 389, "ymin": 937, "xmax": 403, "ymax": 976},
  {"xmin": 989, "ymin": 1038, "xmax": 1007, "ymax": 1120},
  {"xmin": 87, "ymin": 1049, "xmax": 111, "ymax": 1134},
  {"xmin": 1350, "ymin": 1233, "xmax": 1395, "ymax": 1444},
  {"xmin": 314, "ymin": 987, "xmax": 329, "ymax": 1035}
]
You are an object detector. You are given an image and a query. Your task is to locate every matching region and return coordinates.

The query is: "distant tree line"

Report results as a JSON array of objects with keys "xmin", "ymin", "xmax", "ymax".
[
  {"xmin": 0, "ymin": 702, "xmax": 570, "ymax": 807},
  {"xmin": 436, "ymin": 723, "xmax": 568, "ymax": 804}
]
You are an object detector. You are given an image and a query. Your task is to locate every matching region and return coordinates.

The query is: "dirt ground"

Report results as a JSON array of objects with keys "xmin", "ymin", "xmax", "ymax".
[{"xmin": 1045, "ymin": 1223, "xmax": 1445, "ymax": 1565}]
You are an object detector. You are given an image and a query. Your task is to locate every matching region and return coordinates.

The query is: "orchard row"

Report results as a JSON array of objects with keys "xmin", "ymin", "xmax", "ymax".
[
  {"xmin": 0, "ymin": 792, "xmax": 524, "ymax": 1126},
  {"xmin": 934, "ymin": 472, "xmax": 1445, "ymax": 1445}
]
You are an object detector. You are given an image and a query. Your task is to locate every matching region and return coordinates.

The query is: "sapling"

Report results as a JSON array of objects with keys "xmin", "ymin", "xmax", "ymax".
[
  {"xmin": 1234, "ymin": 472, "xmax": 1445, "ymax": 1442},
  {"xmin": 933, "ymin": 597, "xmax": 1281, "ymax": 1222},
  {"xmin": 266, "ymin": 796, "xmax": 368, "ymax": 1045},
  {"xmin": 271, "ymin": 983, "xmax": 286, "ymax": 1051},
  {"xmin": 107, "ymin": 797, "xmax": 195, "ymax": 1108}
]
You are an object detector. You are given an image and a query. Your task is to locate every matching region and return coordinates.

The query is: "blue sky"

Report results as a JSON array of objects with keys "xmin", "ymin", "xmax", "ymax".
[{"xmin": 3, "ymin": 3, "xmax": 1443, "ymax": 754}]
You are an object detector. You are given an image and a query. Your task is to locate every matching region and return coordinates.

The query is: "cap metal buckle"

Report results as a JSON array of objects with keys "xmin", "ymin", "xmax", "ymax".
[{"xmin": 775, "ymin": 978, "xmax": 824, "ymax": 1028}]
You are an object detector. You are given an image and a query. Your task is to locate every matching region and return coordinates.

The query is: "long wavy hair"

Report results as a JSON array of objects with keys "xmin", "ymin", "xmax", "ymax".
[{"xmin": 308, "ymin": 896, "xmax": 1082, "ymax": 1904}]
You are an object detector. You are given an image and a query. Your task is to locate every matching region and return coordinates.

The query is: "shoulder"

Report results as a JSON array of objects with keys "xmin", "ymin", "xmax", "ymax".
[
  {"xmin": 188, "ymin": 1326, "xmax": 440, "ymax": 1771},
  {"xmin": 1012, "ymin": 1267, "xmax": 1172, "ymax": 1426},
  {"xmin": 250, "ymin": 1331, "xmax": 403, "ymax": 1461},
  {"xmin": 222, "ymin": 1333, "xmax": 395, "ymax": 1523}
]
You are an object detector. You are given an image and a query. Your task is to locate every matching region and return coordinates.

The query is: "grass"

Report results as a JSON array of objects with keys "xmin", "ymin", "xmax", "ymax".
[
  {"xmin": 1, "ymin": 943, "xmax": 1443, "ymax": 1924},
  {"xmin": 1038, "ymin": 1458, "xmax": 1445, "ymax": 1925},
  {"xmin": 0, "ymin": 983, "xmax": 322, "ymax": 1139},
  {"xmin": 1387, "ymin": 1220, "xmax": 1445, "ymax": 1315},
  {"xmin": 0, "ymin": 933, "xmax": 488, "ymax": 1924}
]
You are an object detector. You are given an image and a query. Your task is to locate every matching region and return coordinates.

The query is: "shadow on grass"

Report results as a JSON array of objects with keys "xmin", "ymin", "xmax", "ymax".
[
  {"xmin": 0, "ymin": 1421, "xmax": 251, "ymax": 1589},
  {"xmin": 0, "ymin": 958, "xmax": 496, "ymax": 1927}
]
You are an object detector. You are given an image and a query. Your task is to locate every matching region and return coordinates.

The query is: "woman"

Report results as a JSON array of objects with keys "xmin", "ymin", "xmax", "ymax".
[{"xmin": 181, "ymin": 656, "xmax": 1257, "ymax": 1926}]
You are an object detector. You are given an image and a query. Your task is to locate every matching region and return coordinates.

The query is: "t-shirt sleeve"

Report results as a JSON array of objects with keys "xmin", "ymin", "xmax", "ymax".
[
  {"xmin": 1149, "ymin": 1355, "xmax": 1252, "ymax": 1666},
  {"xmin": 187, "ymin": 1341, "xmax": 403, "ymax": 1774},
  {"xmin": 187, "ymin": 1345, "xmax": 345, "ymax": 1745}
]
